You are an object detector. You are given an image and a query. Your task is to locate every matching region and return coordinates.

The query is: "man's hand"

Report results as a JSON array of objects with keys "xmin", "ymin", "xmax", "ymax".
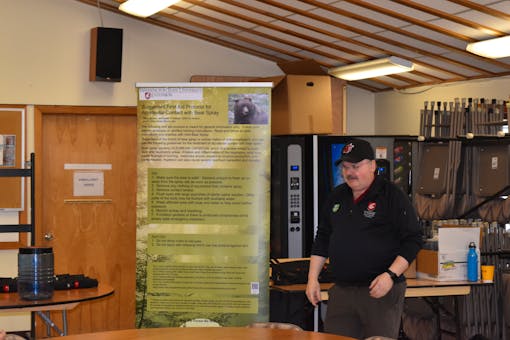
[
  {"xmin": 306, "ymin": 255, "xmax": 328, "ymax": 306},
  {"xmin": 368, "ymin": 272, "xmax": 394, "ymax": 298},
  {"xmin": 305, "ymin": 279, "xmax": 322, "ymax": 306}
]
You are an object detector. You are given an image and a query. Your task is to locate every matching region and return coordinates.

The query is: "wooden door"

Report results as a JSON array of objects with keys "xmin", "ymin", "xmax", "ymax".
[{"xmin": 34, "ymin": 106, "xmax": 137, "ymax": 336}]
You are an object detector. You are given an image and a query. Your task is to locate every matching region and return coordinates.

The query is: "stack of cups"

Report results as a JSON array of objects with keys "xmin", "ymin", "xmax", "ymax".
[{"xmin": 17, "ymin": 247, "xmax": 55, "ymax": 300}]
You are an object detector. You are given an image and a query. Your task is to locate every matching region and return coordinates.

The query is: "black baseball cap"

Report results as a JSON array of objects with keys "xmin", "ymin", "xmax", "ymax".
[{"xmin": 335, "ymin": 138, "xmax": 375, "ymax": 165}]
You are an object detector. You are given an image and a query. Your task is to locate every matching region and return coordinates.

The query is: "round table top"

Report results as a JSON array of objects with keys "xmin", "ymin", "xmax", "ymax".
[
  {"xmin": 0, "ymin": 283, "xmax": 114, "ymax": 311},
  {"xmin": 49, "ymin": 327, "xmax": 355, "ymax": 340}
]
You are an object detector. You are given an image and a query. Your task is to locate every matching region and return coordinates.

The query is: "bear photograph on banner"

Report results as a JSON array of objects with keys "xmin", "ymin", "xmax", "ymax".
[{"xmin": 230, "ymin": 95, "xmax": 269, "ymax": 125}]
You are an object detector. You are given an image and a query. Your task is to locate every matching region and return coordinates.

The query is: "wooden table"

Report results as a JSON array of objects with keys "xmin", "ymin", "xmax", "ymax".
[
  {"xmin": 272, "ymin": 278, "xmax": 488, "ymax": 336},
  {"xmin": 272, "ymin": 278, "xmax": 475, "ymax": 299},
  {"xmin": 0, "ymin": 283, "xmax": 114, "ymax": 336},
  {"xmin": 47, "ymin": 327, "xmax": 356, "ymax": 340}
]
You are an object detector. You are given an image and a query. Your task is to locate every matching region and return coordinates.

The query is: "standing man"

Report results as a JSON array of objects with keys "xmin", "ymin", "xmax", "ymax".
[{"xmin": 306, "ymin": 138, "xmax": 422, "ymax": 339}]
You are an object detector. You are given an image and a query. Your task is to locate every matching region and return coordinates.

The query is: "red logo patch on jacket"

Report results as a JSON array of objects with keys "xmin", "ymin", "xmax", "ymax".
[{"xmin": 364, "ymin": 202, "xmax": 377, "ymax": 218}]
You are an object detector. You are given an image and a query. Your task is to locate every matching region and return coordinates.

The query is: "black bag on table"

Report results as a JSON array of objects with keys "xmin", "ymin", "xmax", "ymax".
[{"xmin": 270, "ymin": 258, "xmax": 334, "ymax": 285}]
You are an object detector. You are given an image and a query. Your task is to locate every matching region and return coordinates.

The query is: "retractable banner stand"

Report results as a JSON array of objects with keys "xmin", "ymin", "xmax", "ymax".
[{"xmin": 135, "ymin": 82, "xmax": 272, "ymax": 328}]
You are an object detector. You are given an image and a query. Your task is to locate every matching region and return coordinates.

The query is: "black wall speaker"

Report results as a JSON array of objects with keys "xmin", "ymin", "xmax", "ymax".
[{"xmin": 90, "ymin": 27, "xmax": 123, "ymax": 82}]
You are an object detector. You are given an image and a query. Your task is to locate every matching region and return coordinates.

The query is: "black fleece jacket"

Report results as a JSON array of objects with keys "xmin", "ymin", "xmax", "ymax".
[{"xmin": 311, "ymin": 175, "xmax": 423, "ymax": 285}]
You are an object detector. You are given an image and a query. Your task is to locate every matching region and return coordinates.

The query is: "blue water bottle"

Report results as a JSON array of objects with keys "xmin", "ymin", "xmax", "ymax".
[{"xmin": 467, "ymin": 242, "xmax": 478, "ymax": 282}]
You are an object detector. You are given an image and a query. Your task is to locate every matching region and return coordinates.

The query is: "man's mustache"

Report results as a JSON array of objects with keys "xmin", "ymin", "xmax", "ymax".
[{"xmin": 346, "ymin": 175, "xmax": 358, "ymax": 181}]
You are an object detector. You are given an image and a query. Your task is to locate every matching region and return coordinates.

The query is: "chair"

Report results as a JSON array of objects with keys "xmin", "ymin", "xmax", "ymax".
[{"xmin": 247, "ymin": 322, "xmax": 303, "ymax": 331}]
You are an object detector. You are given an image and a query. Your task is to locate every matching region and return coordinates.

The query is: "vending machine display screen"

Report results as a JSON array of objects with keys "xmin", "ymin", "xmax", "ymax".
[{"xmin": 330, "ymin": 143, "xmax": 345, "ymax": 188}]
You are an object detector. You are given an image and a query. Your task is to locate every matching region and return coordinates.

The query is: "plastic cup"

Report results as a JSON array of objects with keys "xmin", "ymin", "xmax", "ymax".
[{"xmin": 481, "ymin": 265, "xmax": 495, "ymax": 283}]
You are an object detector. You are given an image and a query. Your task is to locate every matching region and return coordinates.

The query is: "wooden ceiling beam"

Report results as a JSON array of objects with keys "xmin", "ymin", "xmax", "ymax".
[
  {"xmin": 284, "ymin": 0, "xmax": 485, "ymax": 76},
  {"xmin": 298, "ymin": 0, "xmax": 508, "ymax": 72},
  {"xmin": 235, "ymin": 0, "xmax": 458, "ymax": 82},
  {"xmin": 259, "ymin": 0, "xmax": 466, "ymax": 80},
  {"xmin": 171, "ymin": 2, "xmax": 351, "ymax": 64},
  {"xmin": 396, "ymin": 70, "xmax": 510, "ymax": 92},
  {"xmin": 180, "ymin": 0, "xmax": 411, "ymax": 91},
  {"xmin": 349, "ymin": 81, "xmax": 384, "ymax": 92},
  {"xmin": 182, "ymin": 0, "xmax": 363, "ymax": 63},
  {"xmin": 188, "ymin": 0, "xmax": 441, "ymax": 88},
  {"xmin": 343, "ymin": 0, "xmax": 474, "ymax": 42},
  {"xmin": 219, "ymin": 0, "xmax": 373, "ymax": 60},
  {"xmin": 392, "ymin": 0, "xmax": 505, "ymax": 36},
  {"xmin": 160, "ymin": 7, "xmax": 304, "ymax": 61},
  {"xmin": 447, "ymin": 0, "xmax": 510, "ymax": 23}
]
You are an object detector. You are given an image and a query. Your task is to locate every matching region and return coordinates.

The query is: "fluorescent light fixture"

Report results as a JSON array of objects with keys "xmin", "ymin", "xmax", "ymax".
[
  {"xmin": 119, "ymin": 0, "xmax": 180, "ymax": 18},
  {"xmin": 328, "ymin": 56, "xmax": 414, "ymax": 81},
  {"xmin": 466, "ymin": 36, "xmax": 510, "ymax": 59}
]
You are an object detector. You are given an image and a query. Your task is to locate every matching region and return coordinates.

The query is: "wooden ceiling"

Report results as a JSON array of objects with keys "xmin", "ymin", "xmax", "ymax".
[{"xmin": 78, "ymin": 0, "xmax": 510, "ymax": 92}]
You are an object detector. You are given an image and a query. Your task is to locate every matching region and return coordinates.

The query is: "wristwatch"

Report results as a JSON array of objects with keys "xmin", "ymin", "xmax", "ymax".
[{"xmin": 385, "ymin": 269, "xmax": 399, "ymax": 282}]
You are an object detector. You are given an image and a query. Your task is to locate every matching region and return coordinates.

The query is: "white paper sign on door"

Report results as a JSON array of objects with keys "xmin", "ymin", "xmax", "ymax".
[{"xmin": 73, "ymin": 171, "xmax": 104, "ymax": 196}]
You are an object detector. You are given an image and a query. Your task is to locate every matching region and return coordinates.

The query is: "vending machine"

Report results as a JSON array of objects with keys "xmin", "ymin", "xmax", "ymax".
[{"xmin": 270, "ymin": 135, "xmax": 418, "ymax": 258}]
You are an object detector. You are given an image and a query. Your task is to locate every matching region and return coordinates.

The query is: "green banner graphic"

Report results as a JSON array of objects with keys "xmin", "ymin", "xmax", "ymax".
[{"xmin": 135, "ymin": 83, "xmax": 271, "ymax": 328}]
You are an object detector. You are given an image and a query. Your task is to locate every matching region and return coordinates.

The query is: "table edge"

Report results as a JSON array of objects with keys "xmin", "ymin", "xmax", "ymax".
[{"xmin": 0, "ymin": 283, "xmax": 114, "ymax": 311}]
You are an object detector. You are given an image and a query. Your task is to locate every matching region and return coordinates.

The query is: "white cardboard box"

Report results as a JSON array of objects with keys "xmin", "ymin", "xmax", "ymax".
[{"xmin": 416, "ymin": 226, "xmax": 481, "ymax": 281}]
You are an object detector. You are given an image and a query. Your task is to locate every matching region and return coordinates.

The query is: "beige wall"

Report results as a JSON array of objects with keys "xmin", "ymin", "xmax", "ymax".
[
  {"xmin": 345, "ymin": 86, "xmax": 375, "ymax": 135},
  {"xmin": 0, "ymin": 0, "xmax": 281, "ymax": 106}
]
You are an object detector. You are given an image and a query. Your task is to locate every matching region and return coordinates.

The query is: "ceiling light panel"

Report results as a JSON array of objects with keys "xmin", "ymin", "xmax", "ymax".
[
  {"xmin": 328, "ymin": 56, "xmax": 414, "ymax": 81},
  {"xmin": 466, "ymin": 36, "xmax": 510, "ymax": 59},
  {"xmin": 119, "ymin": 0, "xmax": 180, "ymax": 18}
]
